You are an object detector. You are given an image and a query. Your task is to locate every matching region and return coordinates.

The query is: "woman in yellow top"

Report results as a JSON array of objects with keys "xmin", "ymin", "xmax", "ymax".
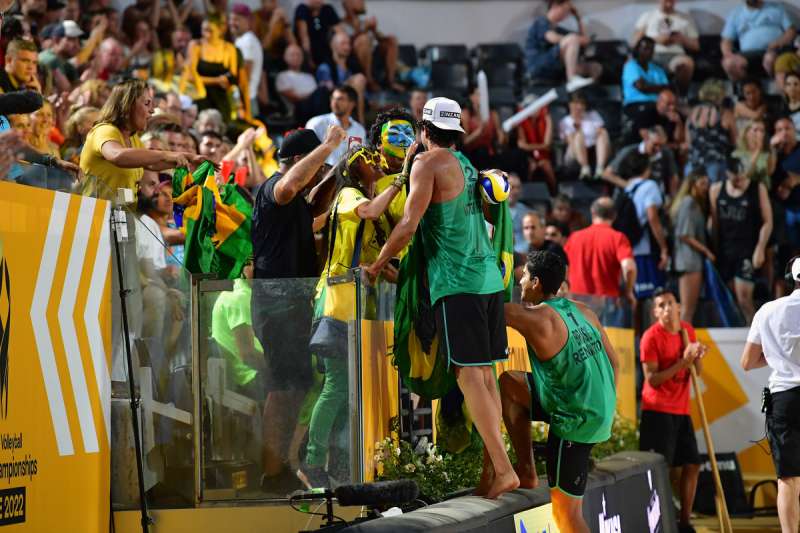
[
  {"xmin": 180, "ymin": 14, "xmax": 251, "ymax": 123},
  {"xmin": 80, "ymin": 78, "xmax": 205, "ymax": 199},
  {"xmin": 298, "ymin": 144, "xmax": 409, "ymax": 489}
]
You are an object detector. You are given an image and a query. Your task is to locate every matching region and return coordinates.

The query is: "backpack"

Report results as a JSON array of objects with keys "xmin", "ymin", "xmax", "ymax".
[{"xmin": 612, "ymin": 181, "xmax": 646, "ymax": 245}]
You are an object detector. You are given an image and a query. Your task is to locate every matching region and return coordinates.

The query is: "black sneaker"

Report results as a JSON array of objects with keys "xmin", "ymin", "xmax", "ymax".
[
  {"xmin": 297, "ymin": 463, "xmax": 329, "ymax": 490},
  {"xmin": 677, "ymin": 522, "xmax": 696, "ymax": 533}
]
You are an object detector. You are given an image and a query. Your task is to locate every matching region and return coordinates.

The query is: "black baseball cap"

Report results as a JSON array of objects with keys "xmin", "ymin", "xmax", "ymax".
[{"xmin": 279, "ymin": 129, "xmax": 321, "ymax": 159}]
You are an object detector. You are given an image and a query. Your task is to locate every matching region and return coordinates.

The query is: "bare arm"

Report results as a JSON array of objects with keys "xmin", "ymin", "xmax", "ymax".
[
  {"xmin": 680, "ymin": 235, "xmax": 715, "ymax": 260},
  {"xmin": 621, "ymin": 257, "xmax": 636, "ymax": 298},
  {"xmin": 752, "ymin": 182, "xmax": 773, "ymax": 268},
  {"xmin": 740, "ymin": 341, "xmax": 768, "ymax": 370},
  {"xmin": 355, "ymin": 182, "xmax": 402, "ymax": 220},
  {"xmin": 273, "ymin": 125, "xmax": 345, "ymax": 205},
  {"xmin": 232, "ymin": 325, "xmax": 264, "ymax": 371},
  {"xmin": 160, "ymin": 225, "xmax": 185, "ymax": 245},
  {"xmin": 646, "ymin": 205, "xmax": 669, "ymax": 256},
  {"xmin": 709, "ymin": 182, "xmax": 721, "ymax": 243},
  {"xmin": 100, "ymin": 139, "xmax": 186, "ymax": 169},
  {"xmin": 721, "ymin": 38, "xmax": 735, "ymax": 57},
  {"xmin": 768, "ymin": 26, "xmax": 797, "ymax": 51},
  {"xmin": 367, "ymin": 152, "xmax": 435, "ymax": 275}
]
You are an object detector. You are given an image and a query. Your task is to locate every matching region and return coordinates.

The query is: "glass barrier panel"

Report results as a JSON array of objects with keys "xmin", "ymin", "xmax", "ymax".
[
  {"xmin": 195, "ymin": 275, "xmax": 360, "ymax": 501},
  {"xmin": 110, "ymin": 198, "xmax": 195, "ymax": 511}
]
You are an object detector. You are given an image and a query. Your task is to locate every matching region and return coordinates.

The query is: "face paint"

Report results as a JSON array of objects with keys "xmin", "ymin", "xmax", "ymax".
[{"xmin": 380, "ymin": 120, "xmax": 414, "ymax": 160}]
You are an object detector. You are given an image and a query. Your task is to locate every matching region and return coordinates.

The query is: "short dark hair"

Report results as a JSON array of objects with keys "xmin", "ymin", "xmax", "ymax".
[
  {"xmin": 525, "ymin": 250, "xmax": 566, "ymax": 296},
  {"xmin": 633, "ymin": 36, "xmax": 655, "ymax": 58},
  {"xmin": 421, "ymin": 120, "xmax": 460, "ymax": 148},
  {"xmin": 334, "ymin": 85, "xmax": 359, "ymax": 104},
  {"xmin": 200, "ymin": 129, "xmax": 223, "ymax": 142},
  {"xmin": 368, "ymin": 106, "xmax": 416, "ymax": 148},
  {"xmin": 652, "ymin": 287, "xmax": 678, "ymax": 302},
  {"xmin": 553, "ymin": 193, "xmax": 571, "ymax": 207},
  {"xmin": 620, "ymin": 151, "xmax": 650, "ymax": 179}
]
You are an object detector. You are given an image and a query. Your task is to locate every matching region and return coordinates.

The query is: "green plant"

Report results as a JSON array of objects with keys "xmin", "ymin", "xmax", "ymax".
[{"xmin": 374, "ymin": 412, "xmax": 639, "ymax": 503}]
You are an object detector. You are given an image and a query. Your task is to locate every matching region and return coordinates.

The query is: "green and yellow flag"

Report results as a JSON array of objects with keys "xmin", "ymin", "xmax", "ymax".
[{"xmin": 172, "ymin": 162, "xmax": 253, "ymax": 279}]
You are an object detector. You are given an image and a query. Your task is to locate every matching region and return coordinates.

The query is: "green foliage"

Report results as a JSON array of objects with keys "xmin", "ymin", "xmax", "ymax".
[{"xmin": 374, "ymin": 413, "xmax": 639, "ymax": 503}]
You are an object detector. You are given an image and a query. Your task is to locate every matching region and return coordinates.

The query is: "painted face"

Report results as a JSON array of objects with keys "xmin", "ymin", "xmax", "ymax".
[{"xmin": 380, "ymin": 120, "xmax": 414, "ymax": 160}]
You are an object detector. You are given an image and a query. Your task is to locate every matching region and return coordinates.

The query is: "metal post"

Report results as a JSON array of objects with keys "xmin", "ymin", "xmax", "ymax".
[{"xmin": 110, "ymin": 207, "xmax": 151, "ymax": 533}]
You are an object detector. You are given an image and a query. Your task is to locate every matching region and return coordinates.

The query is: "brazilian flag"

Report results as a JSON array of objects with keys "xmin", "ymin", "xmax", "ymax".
[
  {"xmin": 172, "ymin": 162, "xmax": 253, "ymax": 279},
  {"xmin": 392, "ymin": 200, "xmax": 515, "ymax": 400}
]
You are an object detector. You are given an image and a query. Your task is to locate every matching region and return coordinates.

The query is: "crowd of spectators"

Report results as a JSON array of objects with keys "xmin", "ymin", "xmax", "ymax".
[{"xmin": 0, "ymin": 0, "xmax": 797, "ymax": 328}]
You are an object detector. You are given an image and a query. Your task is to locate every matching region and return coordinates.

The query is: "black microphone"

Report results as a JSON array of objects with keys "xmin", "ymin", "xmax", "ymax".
[
  {"xmin": 334, "ymin": 480, "xmax": 419, "ymax": 507},
  {"xmin": 0, "ymin": 91, "xmax": 43, "ymax": 116}
]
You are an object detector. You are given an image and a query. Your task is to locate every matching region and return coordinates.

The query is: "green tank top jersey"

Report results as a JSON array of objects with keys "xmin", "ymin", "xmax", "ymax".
[
  {"xmin": 419, "ymin": 149, "xmax": 504, "ymax": 304},
  {"xmin": 530, "ymin": 298, "xmax": 616, "ymax": 443}
]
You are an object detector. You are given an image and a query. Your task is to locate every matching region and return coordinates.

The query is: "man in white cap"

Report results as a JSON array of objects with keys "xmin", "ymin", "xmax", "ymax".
[
  {"xmin": 365, "ymin": 97, "xmax": 518, "ymax": 499},
  {"xmin": 741, "ymin": 255, "xmax": 800, "ymax": 533},
  {"xmin": 39, "ymin": 20, "xmax": 83, "ymax": 88}
]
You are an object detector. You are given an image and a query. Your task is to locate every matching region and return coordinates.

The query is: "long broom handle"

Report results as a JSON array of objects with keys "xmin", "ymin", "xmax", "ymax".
[{"xmin": 681, "ymin": 329, "xmax": 733, "ymax": 533}]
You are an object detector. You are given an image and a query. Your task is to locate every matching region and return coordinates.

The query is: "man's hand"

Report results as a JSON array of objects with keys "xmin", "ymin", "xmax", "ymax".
[
  {"xmin": 681, "ymin": 342, "xmax": 705, "ymax": 367},
  {"xmin": 401, "ymin": 141, "xmax": 419, "ymax": 176},
  {"xmin": 362, "ymin": 262, "xmax": 382, "ymax": 283},
  {"xmin": 323, "ymin": 124, "xmax": 347, "ymax": 147},
  {"xmin": 658, "ymin": 250, "xmax": 669, "ymax": 271}
]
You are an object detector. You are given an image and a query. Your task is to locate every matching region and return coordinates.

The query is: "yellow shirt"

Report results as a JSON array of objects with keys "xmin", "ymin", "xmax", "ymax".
[
  {"xmin": 80, "ymin": 123, "xmax": 143, "ymax": 200},
  {"xmin": 316, "ymin": 187, "xmax": 381, "ymax": 319},
  {"xmin": 375, "ymin": 172, "xmax": 408, "ymax": 259}
]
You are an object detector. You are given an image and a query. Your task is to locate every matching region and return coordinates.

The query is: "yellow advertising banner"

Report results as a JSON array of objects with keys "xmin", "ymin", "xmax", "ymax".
[{"xmin": 0, "ymin": 182, "xmax": 111, "ymax": 531}]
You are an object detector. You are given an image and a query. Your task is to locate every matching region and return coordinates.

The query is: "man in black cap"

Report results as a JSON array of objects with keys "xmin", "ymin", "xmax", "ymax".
[{"xmin": 251, "ymin": 124, "xmax": 346, "ymax": 490}]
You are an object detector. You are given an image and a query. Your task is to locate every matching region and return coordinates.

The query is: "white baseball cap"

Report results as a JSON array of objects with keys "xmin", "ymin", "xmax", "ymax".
[
  {"xmin": 59, "ymin": 20, "xmax": 84, "ymax": 38},
  {"xmin": 422, "ymin": 97, "xmax": 465, "ymax": 133},
  {"xmin": 792, "ymin": 257, "xmax": 800, "ymax": 282}
]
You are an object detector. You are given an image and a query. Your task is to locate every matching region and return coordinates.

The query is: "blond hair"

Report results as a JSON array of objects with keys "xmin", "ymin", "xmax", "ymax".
[
  {"xmin": 736, "ymin": 119, "xmax": 766, "ymax": 153},
  {"xmin": 64, "ymin": 106, "xmax": 100, "ymax": 142},
  {"xmin": 698, "ymin": 79, "xmax": 727, "ymax": 105},
  {"xmin": 97, "ymin": 78, "xmax": 149, "ymax": 131}
]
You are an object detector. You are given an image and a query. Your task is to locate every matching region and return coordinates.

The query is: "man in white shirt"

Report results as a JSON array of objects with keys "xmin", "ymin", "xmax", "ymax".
[
  {"xmin": 741, "ymin": 256, "xmax": 800, "ymax": 533},
  {"xmin": 230, "ymin": 4, "xmax": 264, "ymax": 116},
  {"xmin": 632, "ymin": 0, "xmax": 699, "ymax": 93},
  {"xmin": 306, "ymin": 85, "xmax": 366, "ymax": 166}
]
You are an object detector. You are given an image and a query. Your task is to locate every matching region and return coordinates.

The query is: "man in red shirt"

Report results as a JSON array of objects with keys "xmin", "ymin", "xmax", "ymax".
[
  {"xmin": 564, "ymin": 196, "xmax": 637, "ymax": 304},
  {"xmin": 639, "ymin": 287, "xmax": 707, "ymax": 533}
]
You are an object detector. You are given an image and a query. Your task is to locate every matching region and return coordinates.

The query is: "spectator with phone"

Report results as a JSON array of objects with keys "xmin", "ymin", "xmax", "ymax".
[{"xmin": 523, "ymin": 0, "xmax": 601, "ymax": 86}]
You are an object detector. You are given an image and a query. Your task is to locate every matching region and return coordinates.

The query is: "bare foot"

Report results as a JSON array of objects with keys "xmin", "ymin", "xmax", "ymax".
[
  {"xmin": 485, "ymin": 469, "xmax": 520, "ymax": 499},
  {"xmin": 515, "ymin": 465, "xmax": 539, "ymax": 489},
  {"xmin": 475, "ymin": 464, "xmax": 495, "ymax": 496}
]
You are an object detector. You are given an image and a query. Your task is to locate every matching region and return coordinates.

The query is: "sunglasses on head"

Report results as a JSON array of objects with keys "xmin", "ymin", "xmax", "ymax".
[{"xmin": 347, "ymin": 147, "xmax": 381, "ymax": 167}]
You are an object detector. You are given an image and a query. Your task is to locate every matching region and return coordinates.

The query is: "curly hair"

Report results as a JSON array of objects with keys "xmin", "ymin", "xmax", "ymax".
[{"xmin": 368, "ymin": 106, "xmax": 417, "ymax": 149}]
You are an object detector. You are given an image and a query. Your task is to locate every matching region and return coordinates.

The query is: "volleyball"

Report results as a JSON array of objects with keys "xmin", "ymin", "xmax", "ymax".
[{"xmin": 478, "ymin": 169, "xmax": 510, "ymax": 204}]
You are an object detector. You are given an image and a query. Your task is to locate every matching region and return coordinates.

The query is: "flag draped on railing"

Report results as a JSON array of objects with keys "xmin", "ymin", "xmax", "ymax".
[{"xmin": 172, "ymin": 162, "xmax": 253, "ymax": 279}]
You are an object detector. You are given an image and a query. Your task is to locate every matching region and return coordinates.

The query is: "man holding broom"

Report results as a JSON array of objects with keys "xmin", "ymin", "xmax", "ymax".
[{"xmin": 639, "ymin": 287, "xmax": 707, "ymax": 533}]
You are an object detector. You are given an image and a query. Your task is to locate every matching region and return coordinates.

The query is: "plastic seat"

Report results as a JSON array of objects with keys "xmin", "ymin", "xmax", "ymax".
[
  {"xmin": 481, "ymin": 62, "xmax": 516, "ymax": 88},
  {"xmin": 474, "ymin": 43, "xmax": 523, "ymax": 65},
  {"xmin": 398, "ymin": 44, "xmax": 418, "ymax": 68},
  {"xmin": 429, "ymin": 62, "xmax": 470, "ymax": 94},
  {"xmin": 423, "ymin": 44, "xmax": 470, "ymax": 64}
]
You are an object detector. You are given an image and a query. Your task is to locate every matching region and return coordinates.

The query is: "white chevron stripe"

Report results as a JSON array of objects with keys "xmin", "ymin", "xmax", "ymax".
[
  {"xmin": 84, "ymin": 202, "xmax": 111, "ymax": 444},
  {"xmin": 58, "ymin": 196, "xmax": 99, "ymax": 454},
  {"xmin": 30, "ymin": 192, "xmax": 73, "ymax": 456}
]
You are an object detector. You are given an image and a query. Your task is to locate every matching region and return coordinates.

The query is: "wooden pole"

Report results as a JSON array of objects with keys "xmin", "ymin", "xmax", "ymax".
[{"xmin": 681, "ymin": 329, "xmax": 733, "ymax": 533}]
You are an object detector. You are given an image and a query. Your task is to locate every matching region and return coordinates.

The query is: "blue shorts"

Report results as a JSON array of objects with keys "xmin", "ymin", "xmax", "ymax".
[
  {"xmin": 634, "ymin": 255, "xmax": 665, "ymax": 300},
  {"xmin": 526, "ymin": 45, "xmax": 562, "ymax": 79}
]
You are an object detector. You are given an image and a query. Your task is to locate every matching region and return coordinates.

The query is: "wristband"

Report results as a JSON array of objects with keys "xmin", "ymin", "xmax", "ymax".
[{"xmin": 392, "ymin": 174, "xmax": 408, "ymax": 189}]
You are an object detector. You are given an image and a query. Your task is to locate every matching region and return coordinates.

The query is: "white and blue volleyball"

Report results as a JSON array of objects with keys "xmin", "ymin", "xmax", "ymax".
[{"xmin": 478, "ymin": 169, "xmax": 510, "ymax": 204}]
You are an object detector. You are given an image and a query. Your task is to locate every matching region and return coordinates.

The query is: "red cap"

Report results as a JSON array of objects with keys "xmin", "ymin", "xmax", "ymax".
[{"xmin": 231, "ymin": 3, "xmax": 251, "ymax": 17}]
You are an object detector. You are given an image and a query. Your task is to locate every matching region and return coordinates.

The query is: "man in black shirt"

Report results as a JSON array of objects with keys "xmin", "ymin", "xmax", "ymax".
[{"xmin": 251, "ymin": 124, "xmax": 346, "ymax": 486}]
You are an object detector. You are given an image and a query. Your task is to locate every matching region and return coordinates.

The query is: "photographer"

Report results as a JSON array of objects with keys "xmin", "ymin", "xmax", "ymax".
[{"xmin": 741, "ymin": 256, "xmax": 800, "ymax": 533}]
